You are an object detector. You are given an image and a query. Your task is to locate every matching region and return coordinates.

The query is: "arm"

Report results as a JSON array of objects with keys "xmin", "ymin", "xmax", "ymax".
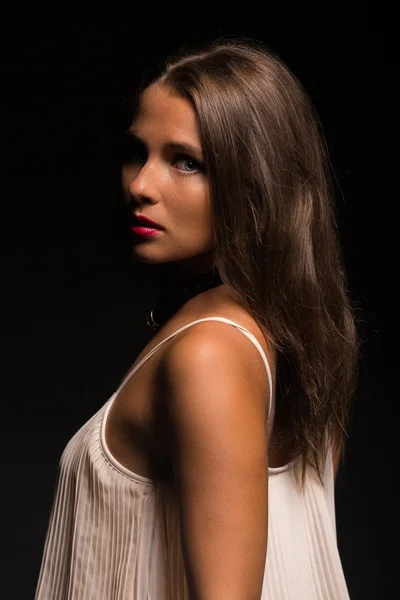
[{"xmin": 158, "ymin": 325, "xmax": 270, "ymax": 600}]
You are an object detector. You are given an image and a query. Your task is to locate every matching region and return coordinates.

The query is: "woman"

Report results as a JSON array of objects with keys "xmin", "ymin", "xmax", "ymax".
[{"xmin": 35, "ymin": 36, "xmax": 358, "ymax": 599}]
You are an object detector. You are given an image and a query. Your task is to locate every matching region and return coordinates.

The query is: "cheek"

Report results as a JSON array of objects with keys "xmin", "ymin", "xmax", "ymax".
[
  {"xmin": 177, "ymin": 180, "xmax": 211, "ymax": 214},
  {"xmin": 170, "ymin": 190, "xmax": 211, "ymax": 229}
]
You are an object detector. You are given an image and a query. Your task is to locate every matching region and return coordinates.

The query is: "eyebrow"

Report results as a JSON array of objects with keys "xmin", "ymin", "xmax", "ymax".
[{"xmin": 125, "ymin": 130, "xmax": 204, "ymax": 161}]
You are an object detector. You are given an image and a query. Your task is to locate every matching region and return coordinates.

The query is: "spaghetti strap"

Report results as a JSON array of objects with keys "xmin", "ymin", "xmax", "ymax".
[{"xmin": 114, "ymin": 316, "xmax": 274, "ymax": 424}]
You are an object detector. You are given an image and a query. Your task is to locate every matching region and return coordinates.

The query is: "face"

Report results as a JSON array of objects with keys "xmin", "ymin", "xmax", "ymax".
[{"xmin": 121, "ymin": 84, "xmax": 215, "ymax": 278}]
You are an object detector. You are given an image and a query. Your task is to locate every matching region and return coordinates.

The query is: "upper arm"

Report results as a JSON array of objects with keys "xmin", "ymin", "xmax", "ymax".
[{"xmin": 159, "ymin": 326, "xmax": 269, "ymax": 600}]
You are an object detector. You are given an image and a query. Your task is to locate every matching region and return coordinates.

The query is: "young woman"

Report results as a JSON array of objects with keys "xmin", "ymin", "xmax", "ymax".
[{"xmin": 35, "ymin": 36, "xmax": 358, "ymax": 599}]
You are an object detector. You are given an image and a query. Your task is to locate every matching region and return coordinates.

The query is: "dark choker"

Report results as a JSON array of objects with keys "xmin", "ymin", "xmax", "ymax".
[{"xmin": 144, "ymin": 267, "xmax": 223, "ymax": 332}]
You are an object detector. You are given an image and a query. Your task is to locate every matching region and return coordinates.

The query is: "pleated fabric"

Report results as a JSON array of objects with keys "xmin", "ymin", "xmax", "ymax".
[{"xmin": 35, "ymin": 317, "xmax": 350, "ymax": 599}]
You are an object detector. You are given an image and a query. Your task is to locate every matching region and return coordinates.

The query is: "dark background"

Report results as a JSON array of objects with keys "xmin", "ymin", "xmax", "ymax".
[{"xmin": 2, "ymin": 7, "xmax": 392, "ymax": 599}]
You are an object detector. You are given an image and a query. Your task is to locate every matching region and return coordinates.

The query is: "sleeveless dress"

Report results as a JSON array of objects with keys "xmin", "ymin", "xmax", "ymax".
[{"xmin": 35, "ymin": 317, "xmax": 350, "ymax": 599}]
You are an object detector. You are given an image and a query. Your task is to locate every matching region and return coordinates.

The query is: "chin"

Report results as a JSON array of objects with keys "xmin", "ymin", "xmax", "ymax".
[{"xmin": 131, "ymin": 246, "xmax": 212, "ymax": 266}]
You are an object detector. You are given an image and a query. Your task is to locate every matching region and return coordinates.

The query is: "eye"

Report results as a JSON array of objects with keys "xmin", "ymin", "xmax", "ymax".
[{"xmin": 173, "ymin": 154, "xmax": 204, "ymax": 174}]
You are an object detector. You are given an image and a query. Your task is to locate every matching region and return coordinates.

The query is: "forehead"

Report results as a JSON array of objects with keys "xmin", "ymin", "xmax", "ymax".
[{"xmin": 132, "ymin": 85, "xmax": 201, "ymax": 142}]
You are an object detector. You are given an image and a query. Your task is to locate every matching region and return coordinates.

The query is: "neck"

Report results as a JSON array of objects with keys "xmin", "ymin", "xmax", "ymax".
[
  {"xmin": 142, "ymin": 254, "xmax": 222, "ymax": 332},
  {"xmin": 152, "ymin": 251, "xmax": 216, "ymax": 297}
]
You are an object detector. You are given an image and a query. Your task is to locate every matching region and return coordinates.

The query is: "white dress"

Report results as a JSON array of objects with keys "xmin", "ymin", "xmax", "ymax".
[{"xmin": 35, "ymin": 317, "xmax": 350, "ymax": 599}]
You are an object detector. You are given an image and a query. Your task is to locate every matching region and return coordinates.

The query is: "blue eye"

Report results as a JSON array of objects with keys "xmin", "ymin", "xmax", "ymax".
[
  {"xmin": 174, "ymin": 155, "xmax": 201, "ymax": 173},
  {"xmin": 174, "ymin": 153, "xmax": 207, "ymax": 175},
  {"xmin": 120, "ymin": 134, "xmax": 206, "ymax": 175}
]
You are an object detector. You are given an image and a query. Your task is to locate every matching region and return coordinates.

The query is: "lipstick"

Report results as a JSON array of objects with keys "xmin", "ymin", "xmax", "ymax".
[{"xmin": 131, "ymin": 225, "xmax": 163, "ymax": 237}]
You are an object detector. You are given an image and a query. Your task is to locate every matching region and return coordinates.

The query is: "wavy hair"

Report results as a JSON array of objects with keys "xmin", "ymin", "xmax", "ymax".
[{"xmin": 128, "ymin": 36, "xmax": 359, "ymax": 489}]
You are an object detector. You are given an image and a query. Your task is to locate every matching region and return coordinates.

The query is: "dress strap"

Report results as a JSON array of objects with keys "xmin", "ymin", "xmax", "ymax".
[{"xmin": 114, "ymin": 317, "xmax": 274, "ymax": 424}]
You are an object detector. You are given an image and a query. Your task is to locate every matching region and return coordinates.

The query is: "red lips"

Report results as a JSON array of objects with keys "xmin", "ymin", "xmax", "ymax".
[{"xmin": 133, "ymin": 214, "xmax": 163, "ymax": 229}]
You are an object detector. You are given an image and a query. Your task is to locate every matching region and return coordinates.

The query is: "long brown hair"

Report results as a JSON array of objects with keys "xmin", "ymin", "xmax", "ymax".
[{"xmin": 131, "ymin": 36, "xmax": 359, "ymax": 489}]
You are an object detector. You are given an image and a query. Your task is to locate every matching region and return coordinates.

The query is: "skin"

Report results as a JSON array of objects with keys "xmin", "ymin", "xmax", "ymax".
[{"xmin": 121, "ymin": 84, "xmax": 216, "ymax": 290}]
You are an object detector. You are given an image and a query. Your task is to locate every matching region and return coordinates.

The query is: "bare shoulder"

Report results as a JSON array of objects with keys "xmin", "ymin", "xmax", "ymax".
[
  {"xmin": 159, "ymin": 318, "xmax": 271, "ymax": 419},
  {"xmin": 157, "ymin": 320, "xmax": 271, "ymax": 451}
]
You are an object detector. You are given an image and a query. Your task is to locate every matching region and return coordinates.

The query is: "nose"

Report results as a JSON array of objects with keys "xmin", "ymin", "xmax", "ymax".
[{"xmin": 126, "ymin": 160, "xmax": 161, "ymax": 205}]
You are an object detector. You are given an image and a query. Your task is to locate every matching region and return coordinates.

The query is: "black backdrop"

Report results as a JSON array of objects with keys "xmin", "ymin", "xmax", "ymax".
[{"xmin": 2, "ymin": 7, "xmax": 393, "ymax": 599}]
